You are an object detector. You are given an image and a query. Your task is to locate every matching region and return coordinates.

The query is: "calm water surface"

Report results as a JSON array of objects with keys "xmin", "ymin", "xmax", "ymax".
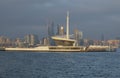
[{"xmin": 0, "ymin": 49, "xmax": 120, "ymax": 78}]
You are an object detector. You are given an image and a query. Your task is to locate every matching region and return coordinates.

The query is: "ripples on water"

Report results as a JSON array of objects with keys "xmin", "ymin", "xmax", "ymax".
[{"xmin": 0, "ymin": 49, "xmax": 120, "ymax": 78}]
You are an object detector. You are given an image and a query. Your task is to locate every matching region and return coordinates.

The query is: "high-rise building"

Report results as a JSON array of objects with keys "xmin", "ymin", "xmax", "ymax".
[
  {"xmin": 42, "ymin": 37, "xmax": 49, "ymax": 46},
  {"xmin": 48, "ymin": 21, "xmax": 55, "ymax": 45},
  {"xmin": 48, "ymin": 21, "xmax": 54, "ymax": 37},
  {"xmin": 24, "ymin": 34, "xmax": 39, "ymax": 46},
  {"xmin": 0, "ymin": 36, "xmax": 12, "ymax": 47},
  {"xmin": 74, "ymin": 29, "xmax": 83, "ymax": 46},
  {"xmin": 14, "ymin": 38, "xmax": 25, "ymax": 47},
  {"xmin": 24, "ymin": 35, "xmax": 30, "ymax": 45},
  {"xmin": 57, "ymin": 24, "xmax": 65, "ymax": 36}
]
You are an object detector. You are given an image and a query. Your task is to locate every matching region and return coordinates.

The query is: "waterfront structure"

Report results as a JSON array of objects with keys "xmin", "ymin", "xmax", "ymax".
[
  {"xmin": 0, "ymin": 11, "xmax": 117, "ymax": 52},
  {"xmin": 2, "ymin": 45, "xmax": 116, "ymax": 52},
  {"xmin": 52, "ymin": 11, "xmax": 76, "ymax": 46}
]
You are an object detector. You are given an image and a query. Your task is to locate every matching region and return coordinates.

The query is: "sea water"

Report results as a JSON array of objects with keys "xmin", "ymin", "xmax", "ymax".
[{"xmin": 0, "ymin": 49, "xmax": 120, "ymax": 78}]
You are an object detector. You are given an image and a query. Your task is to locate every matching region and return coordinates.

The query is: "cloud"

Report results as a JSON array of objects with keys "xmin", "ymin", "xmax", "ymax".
[{"xmin": 0, "ymin": 0, "xmax": 120, "ymax": 39}]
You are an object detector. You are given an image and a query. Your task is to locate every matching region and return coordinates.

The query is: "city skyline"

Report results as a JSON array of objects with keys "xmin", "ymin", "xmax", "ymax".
[{"xmin": 0, "ymin": 0, "xmax": 120, "ymax": 39}]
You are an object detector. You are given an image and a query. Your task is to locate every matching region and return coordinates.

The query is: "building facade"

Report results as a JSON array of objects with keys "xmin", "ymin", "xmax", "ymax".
[
  {"xmin": 24, "ymin": 34, "xmax": 39, "ymax": 46},
  {"xmin": 48, "ymin": 21, "xmax": 55, "ymax": 45},
  {"xmin": 57, "ymin": 25, "xmax": 65, "ymax": 36},
  {"xmin": 74, "ymin": 29, "xmax": 83, "ymax": 46}
]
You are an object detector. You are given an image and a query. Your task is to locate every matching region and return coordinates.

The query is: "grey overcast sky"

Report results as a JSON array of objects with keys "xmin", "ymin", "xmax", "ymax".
[{"xmin": 0, "ymin": 0, "xmax": 120, "ymax": 39}]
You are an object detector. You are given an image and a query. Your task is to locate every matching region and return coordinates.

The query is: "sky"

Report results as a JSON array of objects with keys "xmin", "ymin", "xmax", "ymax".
[{"xmin": 0, "ymin": 0, "xmax": 120, "ymax": 40}]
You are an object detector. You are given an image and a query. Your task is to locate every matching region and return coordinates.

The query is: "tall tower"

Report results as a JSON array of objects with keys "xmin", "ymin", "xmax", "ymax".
[
  {"xmin": 74, "ymin": 29, "xmax": 83, "ymax": 46},
  {"xmin": 66, "ymin": 11, "xmax": 69, "ymax": 39},
  {"xmin": 48, "ymin": 21, "xmax": 55, "ymax": 45},
  {"xmin": 24, "ymin": 34, "xmax": 39, "ymax": 46},
  {"xmin": 57, "ymin": 24, "xmax": 65, "ymax": 36},
  {"xmin": 48, "ymin": 21, "xmax": 54, "ymax": 37}
]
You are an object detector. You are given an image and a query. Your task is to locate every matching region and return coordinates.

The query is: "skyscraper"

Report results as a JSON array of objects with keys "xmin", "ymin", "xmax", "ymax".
[
  {"xmin": 57, "ymin": 24, "xmax": 65, "ymax": 36},
  {"xmin": 48, "ymin": 21, "xmax": 54, "ymax": 37},
  {"xmin": 48, "ymin": 21, "xmax": 55, "ymax": 45},
  {"xmin": 74, "ymin": 29, "xmax": 83, "ymax": 46},
  {"xmin": 24, "ymin": 34, "xmax": 39, "ymax": 46}
]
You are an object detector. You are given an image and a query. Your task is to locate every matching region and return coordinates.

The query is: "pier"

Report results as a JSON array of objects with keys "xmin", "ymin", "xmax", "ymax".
[{"xmin": 0, "ymin": 45, "xmax": 116, "ymax": 52}]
